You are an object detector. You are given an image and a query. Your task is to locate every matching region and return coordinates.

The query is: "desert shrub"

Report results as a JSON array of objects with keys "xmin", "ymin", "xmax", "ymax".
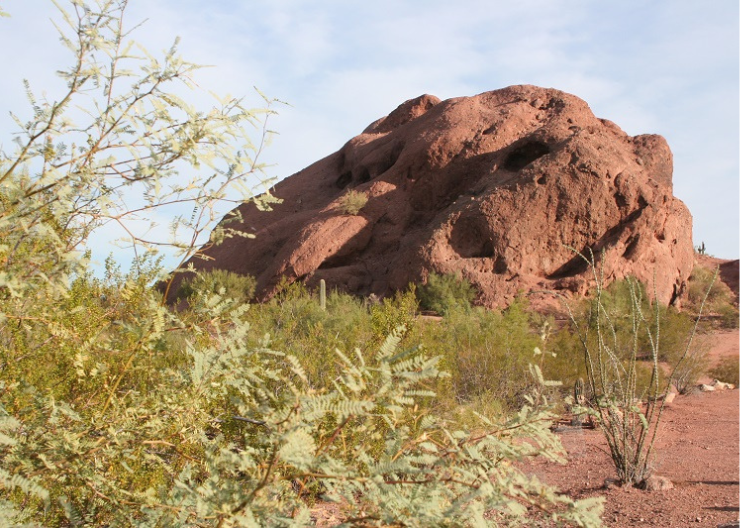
[
  {"xmin": 417, "ymin": 271, "xmax": 478, "ymax": 315},
  {"xmin": 0, "ymin": 272, "xmax": 604, "ymax": 526},
  {"xmin": 571, "ymin": 278, "xmax": 697, "ymax": 370},
  {"xmin": 370, "ymin": 285, "xmax": 419, "ymax": 340},
  {"xmin": 686, "ymin": 264, "xmax": 739, "ymax": 329},
  {"xmin": 718, "ymin": 303, "xmax": 740, "ymax": 329},
  {"xmin": 336, "ymin": 189, "xmax": 368, "ymax": 215},
  {"xmin": 417, "ymin": 299, "xmax": 543, "ymax": 414},
  {"xmin": 709, "ymin": 356, "xmax": 740, "ymax": 386},
  {"xmin": 177, "ymin": 268, "xmax": 256, "ymax": 304},
  {"xmin": 242, "ymin": 283, "xmax": 374, "ymax": 388},
  {"xmin": 668, "ymin": 331, "xmax": 712, "ymax": 394},
  {"xmin": 542, "ymin": 326, "xmax": 591, "ymax": 408}
]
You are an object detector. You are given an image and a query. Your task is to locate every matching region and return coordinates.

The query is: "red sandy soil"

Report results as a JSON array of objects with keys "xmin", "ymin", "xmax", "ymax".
[
  {"xmin": 525, "ymin": 329, "xmax": 739, "ymax": 528},
  {"xmin": 526, "ymin": 257, "xmax": 739, "ymax": 528}
]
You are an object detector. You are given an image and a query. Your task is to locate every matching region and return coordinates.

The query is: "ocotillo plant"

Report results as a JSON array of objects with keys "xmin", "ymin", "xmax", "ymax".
[{"xmin": 566, "ymin": 250, "xmax": 715, "ymax": 486}]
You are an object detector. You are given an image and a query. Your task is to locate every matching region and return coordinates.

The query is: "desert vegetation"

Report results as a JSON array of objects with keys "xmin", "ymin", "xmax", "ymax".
[
  {"xmin": 1, "ymin": 2, "xmax": 736, "ymax": 526},
  {"xmin": 336, "ymin": 189, "xmax": 368, "ymax": 215},
  {"xmin": 0, "ymin": 2, "xmax": 607, "ymax": 526},
  {"xmin": 686, "ymin": 263, "xmax": 739, "ymax": 329},
  {"xmin": 560, "ymin": 254, "xmax": 716, "ymax": 487}
]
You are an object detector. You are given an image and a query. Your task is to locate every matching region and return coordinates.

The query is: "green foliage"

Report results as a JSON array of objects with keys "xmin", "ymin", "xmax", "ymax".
[
  {"xmin": 540, "ymin": 326, "xmax": 589, "ymax": 393},
  {"xmin": 370, "ymin": 285, "xmax": 419, "ymax": 340},
  {"xmin": 686, "ymin": 264, "xmax": 738, "ymax": 329},
  {"xmin": 0, "ymin": 273, "xmax": 604, "ymax": 525},
  {"xmin": 0, "ymin": 2, "xmax": 606, "ymax": 525},
  {"xmin": 417, "ymin": 299, "xmax": 543, "ymax": 415},
  {"xmin": 567, "ymin": 278, "xmax": 698, "ymax": 371},
  {"xmin": 244, "ymin": 283, "xmax": 373, "ymax": 389},
  {"xmin": 671, "ymin": 337, "xmax": 710, "ymax": 394},
  {"xmin": 336, "ymin": 189, "xmax": 368, "ymax": 215},
  {"xmin": 418, "ymin": 271, "xmax": 478, "ymax": 315},
  {"xmin": 709, "ymin": 356, "xmax": 739, "ymax": 386},
  {"xmin": 177, "ymin": 268, "xmax": 257, "ymax": 304}
]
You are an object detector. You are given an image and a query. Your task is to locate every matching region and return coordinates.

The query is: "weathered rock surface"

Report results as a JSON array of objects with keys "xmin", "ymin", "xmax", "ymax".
[{"xmin": 174, "ymin": 85, "xmax": 694, "ymax": 309}]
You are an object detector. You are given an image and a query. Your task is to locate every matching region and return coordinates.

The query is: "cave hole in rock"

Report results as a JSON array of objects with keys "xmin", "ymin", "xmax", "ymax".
[
  {"xmin": 357, "ymin": 166, "xmax": 371, "ymax": 184},
  {"xmin": 335, "ymin": 171, "xmax": 352, "ymax": 189},
  {"xmin": 622, "ymin": 235, "xmax": 640, "ymax": 260},
  {"xmin": 547, "ymin": 250, "xmax": 592, "ymax": 280},
  {"xmin": 449, "ymin": 217, "xmax": 496, "ymax": 259},
  {"xmin": 503, "ymin": 141, "xmax": 551, "ymax": 172},
  {"xmin": 614, "ymin": 191, "xmax": 628, "ymax": 208},
  {"xmin": 493, "ymin": 256, "xmax": 508, "ymax": 274},
  {"xmin": 376, "ymin": 141, "xmax": 405, "ymax": 176},
  {"xmin": 318, "ymin": 251, "xmax": 358, "ymax": 270},
  {"xmin": 483, "ymin": 124, "xmax": 497, "ymax": 135}
]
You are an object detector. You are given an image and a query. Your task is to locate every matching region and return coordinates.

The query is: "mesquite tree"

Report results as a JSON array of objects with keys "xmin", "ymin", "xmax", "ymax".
[{"xmin": 0, "ymin": 2, "xmax": 603, "ymax": 526}]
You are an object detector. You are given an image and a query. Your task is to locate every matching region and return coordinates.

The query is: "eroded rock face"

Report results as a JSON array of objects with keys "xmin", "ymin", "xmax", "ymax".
[{"xmin": 175, "ymin": 85, "xmax": 694, "ymax": 309}]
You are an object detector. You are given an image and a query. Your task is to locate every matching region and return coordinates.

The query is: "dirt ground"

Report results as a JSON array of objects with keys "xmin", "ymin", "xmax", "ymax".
[
  {"xmin": 521, "ymin": 326, "xmax": 739, "ymax": 528},
  {"xmin": 527, "ymin": 348, "xmax": 738, "ymax": 528}
]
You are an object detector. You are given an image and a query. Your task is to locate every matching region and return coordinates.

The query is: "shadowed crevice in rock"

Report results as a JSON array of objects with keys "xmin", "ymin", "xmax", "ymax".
[
  {"xmin": 335, "ymin": 171, "xmax": 352, "ymax": 189},
  {"xmin": 448, "ymin": 216, "xmax": 497, "ymax": 259},
  {"xmin": 503, "ymin": 141, "xmax": 551, "ymax": 171},
  {"xmin": 546, "ymin": 205, "xmax": 649, "ymax": 281}
]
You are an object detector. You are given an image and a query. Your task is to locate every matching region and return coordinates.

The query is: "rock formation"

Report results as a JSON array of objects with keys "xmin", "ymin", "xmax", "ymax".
[{"xmin": 173, "ymin": 85, "xmax": 694, "ymax": 309}]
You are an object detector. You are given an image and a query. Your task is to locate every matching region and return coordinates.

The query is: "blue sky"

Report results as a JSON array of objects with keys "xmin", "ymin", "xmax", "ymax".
[{"xmin": 1, "ymin": 0, "xmax": 738, "ymax": 263}]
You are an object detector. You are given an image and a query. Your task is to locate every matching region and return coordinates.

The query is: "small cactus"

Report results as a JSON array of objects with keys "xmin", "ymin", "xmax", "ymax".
[
  {"xmin": 571, "ymin": 377, "xmax": 586, "ymax": 427},
  {"xmin": 319, "ymin": 279, "xmax": 326, "ymax": 310}
]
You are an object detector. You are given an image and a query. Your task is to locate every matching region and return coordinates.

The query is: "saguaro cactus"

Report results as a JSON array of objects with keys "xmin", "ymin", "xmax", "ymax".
[{"xmin": 319, "ymin": 279, "xmax": 326, "ymax": 310}]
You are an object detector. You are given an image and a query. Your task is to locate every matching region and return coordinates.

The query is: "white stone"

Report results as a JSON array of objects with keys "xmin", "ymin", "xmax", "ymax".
[{"xmin": 642, "ymin": 475, "xmax": 674, "ymax": 491}]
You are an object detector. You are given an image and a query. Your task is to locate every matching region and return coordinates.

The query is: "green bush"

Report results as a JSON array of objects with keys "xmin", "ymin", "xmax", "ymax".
[
  {"xmin": 709, "ymin": 356, "xmax": 739, "ymax": 386},
  {"xmin": 570, "ymin": 277, "xmax": 698, "ymax": 369},
  {"xmin": 564, "ymin": 256, "xmax": 710, "ymax": 487},
  {"xmin": 177, "ymin": 268, "xmax": 256, "ymax": 304},
  {"xmin": 686, "ymin": 265, "xmax": 739, "ymax": 329},
  {"xmin": 416, "ymin": 299, "xmax": 544, "ymax": 414},
  {"xmin": 336, "ymin": 189, "xmax": 368, "ymax": 215},
  {"xmin": 417, "ymin": 271, "xmax": 477, "ymax": 315},
  {"xmin": 370, "ymin": 285, "xmax": 419, "ymax": 340}
]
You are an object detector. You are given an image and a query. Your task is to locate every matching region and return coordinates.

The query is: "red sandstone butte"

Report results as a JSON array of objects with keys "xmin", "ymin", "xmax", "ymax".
[{"xmin": 172, "ymin": 85, "xmax": 694, "ymax": 309}]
